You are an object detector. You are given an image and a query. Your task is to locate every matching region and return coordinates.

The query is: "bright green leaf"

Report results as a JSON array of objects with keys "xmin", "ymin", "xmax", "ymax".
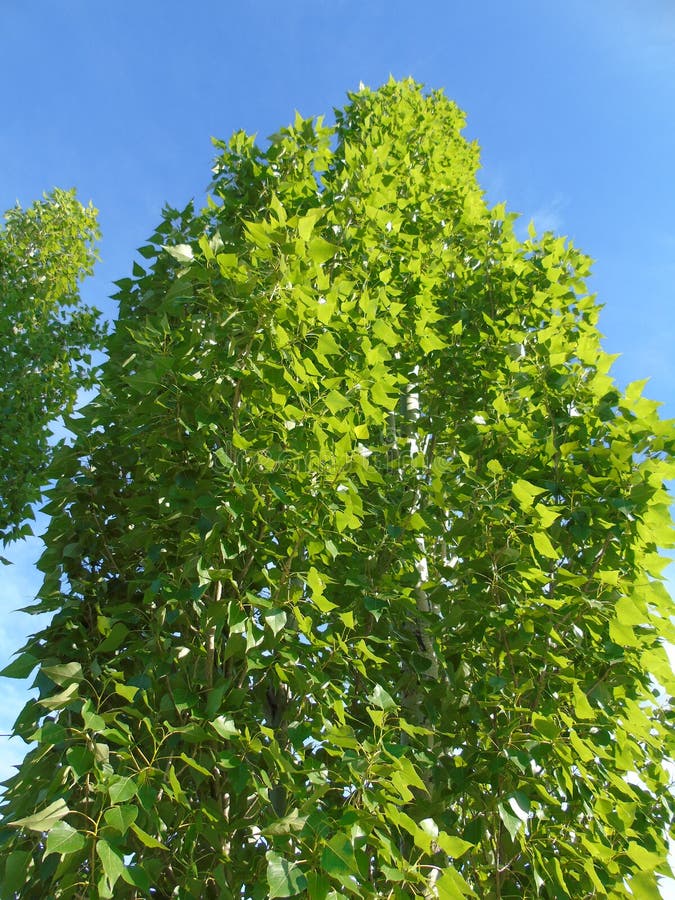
[
  {"xmin": 512, "ymin": 478, "xmax": 545, "ymax": 509},
  {"xmin": 436, "ymin": 833, "xmax": 474, "ymax": 859},
  {"xmin": 266, "ymin": 850, "xmax": 307, "ymax": 898},
  {"xmin": 308, "ymin": 237, "xmax": 337, "ymax": 265}
]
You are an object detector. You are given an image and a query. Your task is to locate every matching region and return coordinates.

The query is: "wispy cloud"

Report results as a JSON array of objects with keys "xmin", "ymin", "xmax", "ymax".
[
  {"xmin": 513, "ymin": 192, "xmax": 568, "ymax": 240},
  {"xmin": 576, "ymin": 0, "xmax": 675, "ymax": 71}
]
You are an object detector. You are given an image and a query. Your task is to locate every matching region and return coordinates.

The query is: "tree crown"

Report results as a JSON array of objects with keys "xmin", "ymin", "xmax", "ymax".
[
  {"xmin": 1, "ymin": 78, "xmax": 674, "ymax": 899},
  {"xmin": 0, "ymin": 188, "xmax": 104, "ymax": 543}
]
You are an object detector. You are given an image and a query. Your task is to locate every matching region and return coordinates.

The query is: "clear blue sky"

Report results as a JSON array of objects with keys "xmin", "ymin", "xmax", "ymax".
[{"xmin": 1, "ymin": 0, "xmax": 674, "ymax": 889}]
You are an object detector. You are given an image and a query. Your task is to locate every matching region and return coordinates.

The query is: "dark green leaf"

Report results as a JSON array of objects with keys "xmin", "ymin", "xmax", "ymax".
[{"xmin": 0, "ymin": 652, "xmax": 39, "ymax": 679}]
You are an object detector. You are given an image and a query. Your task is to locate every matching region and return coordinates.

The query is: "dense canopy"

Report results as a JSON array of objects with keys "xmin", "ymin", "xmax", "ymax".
[
  {"xmin": 0, "ymin": 188, "xmax": 103, "ymax": 543},
  {"xmin": 1, "ymin": 79, "xmax": 674, "ymax": 898}
]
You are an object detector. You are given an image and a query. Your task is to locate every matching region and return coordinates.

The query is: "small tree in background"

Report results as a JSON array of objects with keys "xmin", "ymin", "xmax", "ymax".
[
  {"xmin": 0, "ymin": 188, "xmax": 104, "ymax": 543},
  {"xmin": 1, "ymin": 79, "xmax": 674, "ymax": 898}
]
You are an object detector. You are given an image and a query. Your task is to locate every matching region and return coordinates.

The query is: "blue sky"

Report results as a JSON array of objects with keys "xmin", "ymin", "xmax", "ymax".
[{"xmin": 1, "ymin": 0, "xmax": 674, "ymax": 890}]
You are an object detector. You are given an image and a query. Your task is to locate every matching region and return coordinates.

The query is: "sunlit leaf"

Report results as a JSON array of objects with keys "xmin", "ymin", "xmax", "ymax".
[
  {"xmin": 266, "ymin": 850, "xmax": 307, "ymax": 897},
  {"xmin": 8, "ymin": 799, "xmax": 69, "ymax": 832}
]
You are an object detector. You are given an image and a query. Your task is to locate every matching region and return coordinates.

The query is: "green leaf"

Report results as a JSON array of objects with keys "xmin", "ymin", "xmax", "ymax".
[
  {"xmin": 321, "ymin": 833, "xmax": 360, "ymax": 877},
  {"xmin": 103, "ymin": 804, "xmax": 138, "ymax": 835},
  {"xmin": 419, "ymin": 331, "xmax": 447, "ymax": 353},
  {"xmin": 266, "ymin": 850, "xmax": 307, "ymax": 897},
  {"xmin": 572, "ymin": 683, "xmax": 594, "ymax": 719},
  {"xmin": 609, "ymin": 617, "xmax": 640, "ymax": 647},
  {"xmin": 372, "ymin": 319, "xmax": 398, "ymax": 346},
  {"xmin": 308, "ymin": 236, "xmax": 337, "ymax": 264},
  {"xmin": 211, "ymin": 715, "xmax": 239, "ymax": 738},
  {"xmin": 0, "ymin": 652, "xmax": 39, "ymax": 679},
  {"xmin": 534, "ymin": 503, "xmax": 559, "ymax": 528},
  {"xmin": 367, "ymin": 684, "xmax": 396, "ymax": 710},
  {"xmin": 380, "ymin": 865, "xmax": 405, "ymax": 882},
  {"xmin": 626, "ymin": 841, "xmax": 663, "ymax": 872},
  {"xmin": 96, "ymin": 621, "xmax": 129, "ymax": 652},
  {"xmin": 37, "ymin": 681, "xmax": 79, "ymax": 710},
  {"xmin": 179, "ymin": 752, "xmax": 213, "ymax": 777},
  {"xmin": 114, "ymin": 682, "xmax": 139, "ymax": 701},
  {"xmin": 532, "ymin": 530, "xmax": 558, "ymax": 558},
  {"xmin": 1, "ymin": 850, "xmax": 32, "ymax": 894},
  {"xmin": 397, "ymin": 755, "xmax": 427, "ymax": 792},
  {"xmin": 164, "ymin": 243, "xmax": 194, "ymax": 263},
  {"xmin": 512, "ymin": 478, "xmax": 545, "ymax": 509},
  {"xmin": 297, "ymin": 210, "xmax": 321, "ymax": 241},
  {"xmin": 532, "ymin": 714, "xmax": 560, "ymax": 740},
  {"xmin": 570, "ymin": 729, "xmax": 595, "ymax": 763},
  {"xmin": 96, "ymin": 839, "xmax": 126, "ymax": 891},
  {"xmin": 264, "ymin": 608, "xmax": 287, "ymax": 635},
  {"xmin": 335, "ymin": 509, "xmax": 361, "ymax": 534},
  {"xmin": 507, "ymin": 791, "xmax": 530, "ymax": 821},
  {"xmin": 370, "ymin": 379, "xmax": 399, "ymax": 410},
  {"xmin": 130, "ymin": 822, "xmax": 168, "ymax": 850},
  {"xmin": 324, "ymin": 390, "xmax": 350, "ymax": 413},
  {"xmin": 107, "ymin": 776, "xmax": 138, "ymax": 804},
  {"xmin": 45, "ymin": 820, "xmax": 87, "ymax": 856},
  {"xmin": 435, "ymin": 865, "xmax": 477, "ymax": 898},
  {"xmin": 305, "ymin": 872, "xmax": 331, "ymax": 897},
  {"xmin": 628, "ymin": 871, "xmax": 663, "ymax": 900},
  {"xmin": 316, "ymin": 332, "xmax": 341, "ymax": 357},
  {"xmin": 41, "ymin": 661, "xmax": 83, "ymax": 685},
  {"xmin": 436, "ymin": 833, "xmax": 474, "ymax": 859},
  {"xmin": 82, "ymin": 699, "xmax": 106, "ymax": 732},
  {"xmin": 8, "ymin": 798, "xmax": 70, "ymax": 831},
  {"xmin": 306, "ymin": 566, "xmax": 338, "ymax": 611},
  {"xmin": 615, "ymin": 594, "xmax": 644, "ymax": 626},
  {"xmin": 122, "ymin": 864, "xmax": 152, "ymax": 892},
  {"xmin": 244, "ymin": 220, "xmax": 273, "ymax": 248},
  {"xmin": 498, "ymin": 802, "xmax": 523, "ymax": 841}
]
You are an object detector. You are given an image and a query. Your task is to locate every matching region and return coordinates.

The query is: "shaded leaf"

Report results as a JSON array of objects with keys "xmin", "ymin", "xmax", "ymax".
[{"xmin": 45, "ymin": 821, "xmax": 86, "ymax": 856}]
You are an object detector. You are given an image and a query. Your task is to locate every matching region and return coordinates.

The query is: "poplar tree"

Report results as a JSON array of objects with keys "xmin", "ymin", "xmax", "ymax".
[
  {"xmin": 0, "ymin": 189, "xmax": 103, "ymax": 543},
  {"xmin": 1, "ymin": 79, "xmax": 674, "ymax": 899}
]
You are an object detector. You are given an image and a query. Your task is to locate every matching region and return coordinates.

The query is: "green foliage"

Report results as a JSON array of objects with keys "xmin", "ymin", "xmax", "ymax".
[
  {"xmin": 1, "ymin": 79, "xmax": 675, "ymax": 898},
  {"xmin": 0, "ymin": 188, "xmax": 105, "ymax": 542}
]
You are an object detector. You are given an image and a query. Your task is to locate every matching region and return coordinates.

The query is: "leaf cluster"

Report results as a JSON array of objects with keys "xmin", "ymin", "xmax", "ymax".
[{"xmin": 0, "ymin": 188, "xmax": 105, "ymax": 542}]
